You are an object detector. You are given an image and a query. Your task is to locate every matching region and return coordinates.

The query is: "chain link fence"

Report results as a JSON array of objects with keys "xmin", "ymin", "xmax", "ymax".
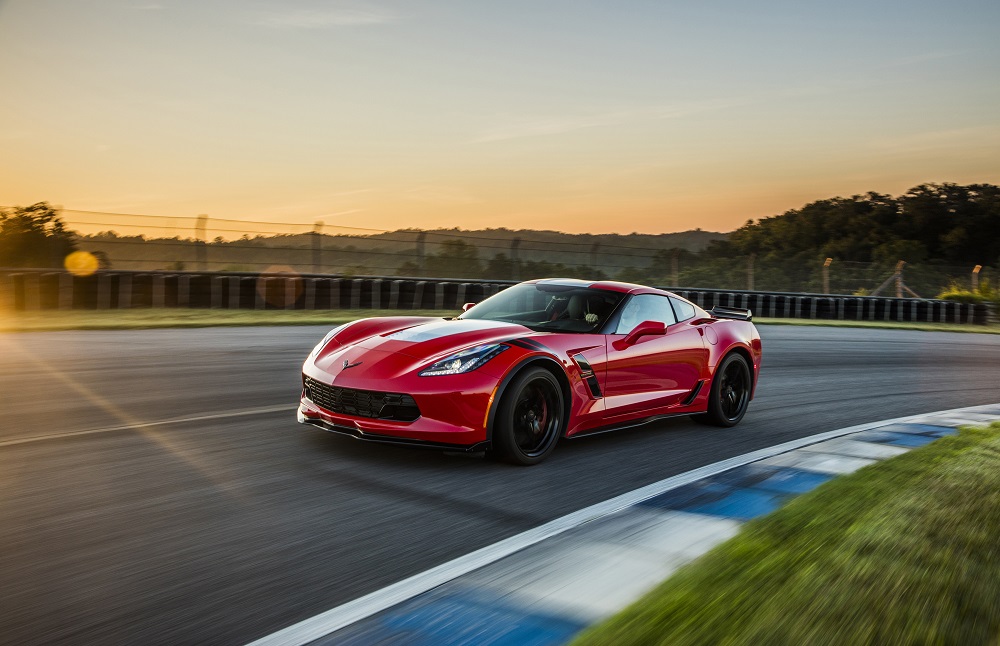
[{"xmin": 5, "ymin": 209, "xmax": 993, "ymax": 299}]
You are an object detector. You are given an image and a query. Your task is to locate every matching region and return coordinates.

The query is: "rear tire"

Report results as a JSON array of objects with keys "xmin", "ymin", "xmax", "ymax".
[
  {"xmin": 691, "ymin": 353, "xmax": 751, "ymax": 427},
  {"xmin": 493, "ymin": 367, "xmax": 564, "ymax": 465}
]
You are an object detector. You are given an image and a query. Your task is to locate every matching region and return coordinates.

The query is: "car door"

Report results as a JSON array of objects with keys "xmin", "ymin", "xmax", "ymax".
[{"xmin": 603, "ymin": 294, "xmax": 708, "ymax": 418}]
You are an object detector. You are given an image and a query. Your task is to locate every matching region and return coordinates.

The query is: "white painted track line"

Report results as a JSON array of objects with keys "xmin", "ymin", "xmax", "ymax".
[
  {"xmin": 246, "ymin": 402, "xmax": 1000, "ymax": 646},
  {"xmin": 0, "ymin": 404, "xmax": 296, "ymax": 448}
]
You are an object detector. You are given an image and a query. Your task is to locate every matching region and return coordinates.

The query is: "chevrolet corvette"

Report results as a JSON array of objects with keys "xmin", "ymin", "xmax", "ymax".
[{"xmin": 298, "ymin": 278, "xmax": 762, "ymax": 465}]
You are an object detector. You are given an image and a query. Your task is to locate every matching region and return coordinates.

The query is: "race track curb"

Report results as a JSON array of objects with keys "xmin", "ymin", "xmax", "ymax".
[{"xmin": 249, "ymin": 403, "xmax": 1000, "ymax": 646}]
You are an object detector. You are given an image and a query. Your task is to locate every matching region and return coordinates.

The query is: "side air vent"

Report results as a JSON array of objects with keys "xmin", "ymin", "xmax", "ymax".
[
  {"xmin": 572, "ymin": 353, "xmax": 603, "ymax": 398},
  {"xmin": 681, "ymin": 380, "xmax": 705, "ymax": 406}
]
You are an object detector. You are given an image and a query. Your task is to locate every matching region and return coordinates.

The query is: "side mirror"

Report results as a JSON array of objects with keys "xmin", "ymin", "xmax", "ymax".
[
  {"xmin": 617, "ymin": 320, "xmax": 666, "ymax": 349},
  {"xmin": 462, "ymin": 302, "xmax": 477, "ymax": 312}
]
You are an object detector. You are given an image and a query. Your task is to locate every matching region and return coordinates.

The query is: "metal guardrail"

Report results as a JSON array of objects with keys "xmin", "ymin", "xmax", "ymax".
[{"xmin": 0, "ymin": 269, "xmax": 993, "ymax": 325}]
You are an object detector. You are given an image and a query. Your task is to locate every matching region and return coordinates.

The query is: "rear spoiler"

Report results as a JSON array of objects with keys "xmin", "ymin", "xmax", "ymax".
[{"xmin": 709, "ymin": 306, "xmax": 753, "ymax": 322}]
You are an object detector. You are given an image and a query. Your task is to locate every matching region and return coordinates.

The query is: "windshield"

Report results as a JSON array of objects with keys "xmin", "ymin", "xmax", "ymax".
[{"xmin": 459, "ymin": 283, "xmax": 626, "ymax": 333}]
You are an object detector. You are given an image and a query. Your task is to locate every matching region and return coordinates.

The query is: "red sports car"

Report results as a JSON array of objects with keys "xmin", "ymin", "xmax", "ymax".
[{"xmin": 298, "ymin": 279, "xmax": 762, "ymax": 465}]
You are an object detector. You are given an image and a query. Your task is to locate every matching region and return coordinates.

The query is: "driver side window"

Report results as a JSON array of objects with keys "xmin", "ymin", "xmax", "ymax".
[{"xmin": 615, "ymin": 294, "xmax": 677, "ymax": 335}]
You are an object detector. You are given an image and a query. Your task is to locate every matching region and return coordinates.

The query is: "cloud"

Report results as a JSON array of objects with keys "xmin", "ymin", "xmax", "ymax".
[
  {"xmin": 881, "ymin": 51, "xmax": 964, "ymax": 68},
  {"xmin": 0, "ymin": 129, "xmax": 32, "ymax": 141},
  {"xmin": 70, "ymin": 194, "xmax": 168, "ymax": 212},
  {"xmin": 869, "ymin": 126, "xmax": 1000, "ymax": 154},
  {"xmin": 655, "ymin": 97, "xmax": 753, "ymax": 119},
  {"xmin": 255, "ymin": 4, "xmax": 396, "ymax": 29},
  {"xmin": 402, "ymin": 186, "xmax": 484, "ymax": 205},
  {"xmin": 468, "ymin": 98, "xmax": 750, "ymax": 144},
  {"xmin": 467, "ymin": 113, "xmax": 629, "ymax": 144},
  {"xmin": 266, "ymin": 196, "xmax": 371, "ymax": 218}
]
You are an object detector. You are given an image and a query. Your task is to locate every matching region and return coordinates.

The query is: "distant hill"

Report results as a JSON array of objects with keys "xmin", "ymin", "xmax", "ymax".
[
  {"xmin": 75, "ymin": 226, "xmax": 725, "ymax": 277},
  {"xmin": 623, "ymin": 182, "xmax": 1000, "ymax": 295},
  {"xmin": 57, "ymin": 181, "xmax": 1000, "ymax": 295}
]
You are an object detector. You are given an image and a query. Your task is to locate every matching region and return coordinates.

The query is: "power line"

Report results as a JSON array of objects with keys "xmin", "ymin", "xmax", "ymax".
[
  {"xmin": 47, "ymin": 208, "xmax": 716, "ymax": 254},
  {"xmin": 54, "ymin": 208, "xmax": 388, "ymax": 234}
]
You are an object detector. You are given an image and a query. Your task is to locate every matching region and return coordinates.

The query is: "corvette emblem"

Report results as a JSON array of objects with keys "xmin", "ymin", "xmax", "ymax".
[{"xmin": 342, "ymin": 359, "xmax": 363, "ymax": 370}]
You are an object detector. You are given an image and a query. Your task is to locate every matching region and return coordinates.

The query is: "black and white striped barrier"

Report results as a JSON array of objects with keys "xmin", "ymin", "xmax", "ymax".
[
  {"xmin": 0, "ymin": 269, "xmax": 993, "ymax": 325},
  {"xmin": 0, "ymin": 270, "xmax": 511, "ymax": 315},
  {"xmin": 669, "ymin": 288, "xmax": 991, "ymax": 325}
]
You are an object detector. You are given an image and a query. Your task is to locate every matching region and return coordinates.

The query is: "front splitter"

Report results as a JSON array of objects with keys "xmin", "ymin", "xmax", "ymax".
[{"xmin": 298, "ymin": 408, "xmax": 490, "ymax": 453}]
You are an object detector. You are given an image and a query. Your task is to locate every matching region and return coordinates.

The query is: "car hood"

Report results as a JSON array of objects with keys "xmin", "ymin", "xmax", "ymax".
[
  {"xmin": 309, "ymin": 318, "xmax": 533, "ymax": 385},
  {"xmin": 353, "ymin": 318, "xmax": 531, "ymax": 360}
]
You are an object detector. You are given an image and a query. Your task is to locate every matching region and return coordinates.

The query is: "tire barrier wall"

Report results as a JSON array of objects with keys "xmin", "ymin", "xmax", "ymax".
[
  {"xmin": 669, "ymin": 288, "xmax": 991, "ymax": 326},
  {"xmin": 0, "ymin": 269, "xmax": 992, "ymax": 325}
]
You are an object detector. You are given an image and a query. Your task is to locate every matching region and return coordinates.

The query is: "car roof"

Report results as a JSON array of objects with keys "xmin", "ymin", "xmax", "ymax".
[{"xmin": 528, "ymin": 277, "xmax": 667, "ymax": 295}]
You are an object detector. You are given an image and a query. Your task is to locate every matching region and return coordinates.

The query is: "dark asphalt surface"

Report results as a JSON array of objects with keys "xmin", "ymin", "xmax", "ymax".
[{"xmin": 1, "ymin": 324, "xmax": 999, "ymax": 645}]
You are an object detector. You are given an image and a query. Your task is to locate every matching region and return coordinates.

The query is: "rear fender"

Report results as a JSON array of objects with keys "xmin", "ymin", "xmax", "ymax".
[{"xmin": 709, "ymin": 321, "xmax": 762, "ymax": 399}]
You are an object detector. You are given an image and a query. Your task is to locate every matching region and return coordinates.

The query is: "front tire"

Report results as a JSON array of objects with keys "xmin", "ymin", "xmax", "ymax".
[
  {"xmin": 692, "ymin": 353, "xmax": 751, "ymax": 427},
  {"xmin": 493, "ymin": 367, "xmax": 564, "ymax": 465}
]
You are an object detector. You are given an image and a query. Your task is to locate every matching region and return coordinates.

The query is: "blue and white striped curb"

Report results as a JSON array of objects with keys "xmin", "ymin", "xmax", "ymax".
[{"xmin": 249, "ymin": 404, "xmax": 1000, "ymax": 646}]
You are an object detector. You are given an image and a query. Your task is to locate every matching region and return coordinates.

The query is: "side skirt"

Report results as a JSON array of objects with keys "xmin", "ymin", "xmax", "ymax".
[
  {"xmin": 565, "ymin": 410, "xmax": 697, "ymax": 440},
  {"xmin": 301, "ymin": 417, "xmax": 490, "ymax": 453}
]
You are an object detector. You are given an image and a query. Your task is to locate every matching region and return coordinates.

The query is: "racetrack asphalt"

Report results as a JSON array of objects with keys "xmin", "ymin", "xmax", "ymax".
[{"xmin": 1, "ymin": 324, "xmax": 999, "ymax": 645}]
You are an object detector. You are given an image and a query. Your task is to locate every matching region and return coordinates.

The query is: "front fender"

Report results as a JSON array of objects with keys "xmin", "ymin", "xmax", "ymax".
[{"xmin": 484, "ymin": 353, "xmax": 573, "ymax": 443}]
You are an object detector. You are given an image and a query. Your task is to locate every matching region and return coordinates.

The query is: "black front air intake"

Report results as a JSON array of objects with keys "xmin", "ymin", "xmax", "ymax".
[{"xmin": 303, "ymin": 376, "xmax": 420, "ymax": 422}]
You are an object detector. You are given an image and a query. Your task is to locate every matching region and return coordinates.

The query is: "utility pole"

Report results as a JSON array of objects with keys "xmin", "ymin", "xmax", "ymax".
[
  {"xmin": 973, "ymin": 265, "xmax": 982, "ymax": 292},
  {"xmin": 590, "ymin": 242, "xmax": 600, "ymax": 269},
  {"xmin": 671, "ymin": 249, "xmax": 679, "ymax": 287},
  {"xmin": 195, "ymin": 214, "xmax": 208, "ymax": 271},
  {"xmin": 415, "ymin": 232, "xmax": 427, "ymax": 274},
  {"xmin": 312, "ymin": 221, "xmax": 324, "ymax": 274},
  {"xmin": 822, "ymin": 257, "xmax": 833, "ymax": 294},
  {"xmin": 510, "ymin": 238, "xmax": 522, "ymax": 281},
  {"xmin": 895, "ymin": 260, "xmax": 904, "ymax": 299},
  {"xmin": 747, "ymin": 254, "xmax": 755, "ymax": 291}
]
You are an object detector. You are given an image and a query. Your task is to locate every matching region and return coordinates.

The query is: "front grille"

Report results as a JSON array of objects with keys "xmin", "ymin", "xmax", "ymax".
[{"xmin": 303, "ymin": 376, "xmax": 420, "ymax": 422}]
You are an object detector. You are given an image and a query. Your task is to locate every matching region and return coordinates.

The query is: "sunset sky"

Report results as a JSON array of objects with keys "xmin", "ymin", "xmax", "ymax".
[{"xmin": 1, "ymin": 0, "xmax": 998, "ymax": 234}]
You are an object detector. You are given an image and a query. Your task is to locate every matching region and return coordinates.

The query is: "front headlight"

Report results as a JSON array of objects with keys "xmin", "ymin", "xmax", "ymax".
[
  {"xmin": 310, "ymin": 324, "xmax": 345, "ymax": 358},
  {"xmin": 419, "ymin": 343, "xmax": 508, "ymax": 376}
]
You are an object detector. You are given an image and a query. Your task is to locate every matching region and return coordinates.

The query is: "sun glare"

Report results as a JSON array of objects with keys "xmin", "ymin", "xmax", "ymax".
[{"xmin": 64, "ymin": 251, "xmax": 99, "ymax": 277}]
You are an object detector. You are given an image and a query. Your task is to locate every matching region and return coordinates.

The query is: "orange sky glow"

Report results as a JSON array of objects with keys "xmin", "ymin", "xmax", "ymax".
[{"xmin": 1, "ymin": 0, "xmax": 998, "ymax": 235}]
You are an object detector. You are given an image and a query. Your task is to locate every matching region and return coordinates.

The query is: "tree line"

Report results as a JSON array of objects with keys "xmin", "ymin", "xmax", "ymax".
[
  {"xmin": 393, "ymin": 183, "xmax": 999, "ymax": 294},
  {"xmin": 2, "ymin": 183, "xmax": 997, "ymax": 296}
]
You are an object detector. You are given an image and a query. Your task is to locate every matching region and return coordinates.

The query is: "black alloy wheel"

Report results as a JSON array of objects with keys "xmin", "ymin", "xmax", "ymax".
[
  {"xmin": 493, "ymin": 367, "xmax": 564, "ymax": 465},
  {"xmin": 692, "ymin": 353, "xmax": 752, "ymax": 427}
]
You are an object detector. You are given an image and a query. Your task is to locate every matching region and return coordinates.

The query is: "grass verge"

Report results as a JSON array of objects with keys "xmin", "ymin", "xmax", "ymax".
[
  {"xmin": 756, "ymin": 317, "xmax": 1000, "ymax": 334},
  {"xmin": 573, "ymin": 422, "xmax": 1000, "ymax": 645},
  {"xmin": 0, "ymin": 309, "xmax": 996, "ymax": 334},
  {"xmin": 0, "ymin": 309, "xmax": 455, "ymax": 332}
]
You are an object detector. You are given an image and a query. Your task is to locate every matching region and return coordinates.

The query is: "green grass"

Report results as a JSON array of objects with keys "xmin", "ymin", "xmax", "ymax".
[
  {"xmin": 573, "ymin": 422, "xmax": 1000, "ymax": 646},
  {"xmin": 0, "ymin": 309, "xmax": 455, "ymax": 332},
  {"xmin": 0, "ymin": 308, "xmax": 996, "ymax": 334}
]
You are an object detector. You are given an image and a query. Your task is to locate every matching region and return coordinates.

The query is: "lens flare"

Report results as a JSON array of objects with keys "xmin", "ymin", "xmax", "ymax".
[
  {"xmin": 64, "ymin": 251, "xmax": 99, "ymax": 276},
  {"xmin": 0, "ymin": 336, "xmax": 245, "ymax": 501},
  {"xmin": 257, "ymin": 265, "xmax": 303, "ymax": 308}
]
